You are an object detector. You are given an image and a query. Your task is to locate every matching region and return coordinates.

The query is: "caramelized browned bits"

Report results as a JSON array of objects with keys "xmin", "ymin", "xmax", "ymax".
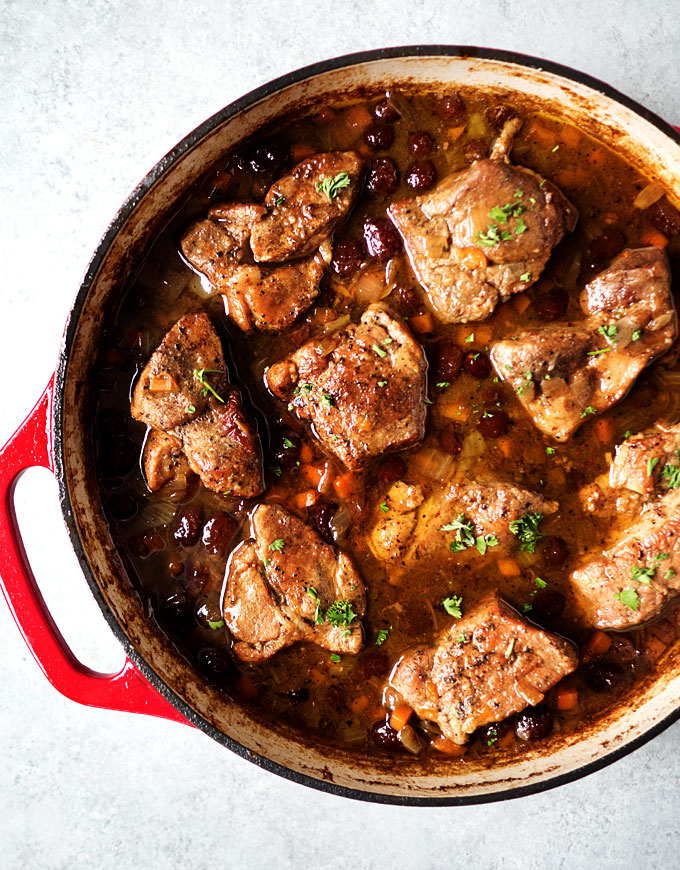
[
  {"xmin": 366, "ymin": 157, "xmax": 399, "ymax": 197},
  {"xmin": 405, "ymin": 159, "xmax": 437, "ymax": 192},
  {"xmin": 363, "ymin": 123, "xmax": 395, "ymax": 151},
  {"xmin": 363, "ymin": 217, "xmax": 401, "ymax": 261}
]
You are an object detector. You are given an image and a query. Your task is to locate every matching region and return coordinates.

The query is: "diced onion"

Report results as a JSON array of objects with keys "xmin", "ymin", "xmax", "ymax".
[
  {"xmin": 330, "ymin": 503, "xmax": 353, "ymax": 541},
  {"xmin": 410, "ymin": 447, "xmax": 455, "ymax": 483},
  {"xmin": 633, "ymin": 182, "xmax": 665, "ymax": 210},
  {"xmin": 322, "ymin": 313, "xmax": 351, "ymax": 335},
  {"xmin": 398, "ymin": 724, "xmax": 426, "ymax": 755},
  {"xmin": 353, "ymin": 266, "xmax": 390, "ymax": 303}
]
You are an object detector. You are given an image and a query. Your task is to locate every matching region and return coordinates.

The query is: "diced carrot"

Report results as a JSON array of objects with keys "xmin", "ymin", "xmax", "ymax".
[
  {"xmin": 556, "ymin": 681, "xmax": 579, "ymax": 711},
  {"xmin": 474, "ymin": 324, "xmax": 494, "ymax": 346},
  {"xmin": 390, "ymin": 703, "xmax": 413, "ymax": 732},
  {"xmin": 333, "ymin": 471, "xmax": 356, "ymax": 499},
  {"xmin": 409, "ymin": 312, "xmax": 435, "ymax": 334},
  {"xmin": 645, "ymin": 636, "xmax": 667, "ymax": 661},
  {"xmin": 300, "ymin": 443, "xmax": 314, "ymax": 464},
  {"xmin": 349, "ymin": 695, "xmax": 369, "ymax": 714},
  {"xmin": 432, "ymin": 737, "xmax": 467, "ymax": 757},
  {"xmin": 640, "ymin": 227, "xmax": 669, "ymax": 249},
  {"xmin": 593, "ymin": 417, "xmax": 614, "ymax": 445},
  {"xmin": 301, "ymin": 464, "xmax": 324, "ymax": 488},
  {"xmin": 581, "ymin": 629, "xmax": 612, "ymax": 661},
  {"xmin": 554, "ymin": 167, "xmax": 589, "ymax": 189},
  {"xmin": 425, "ymin": 680, "xmax": 439, "ymax": 705},
  {"xmin": 559, "ymin": 125, "xmax": 582, "ymax": 148},
  {"xmin": 236, "ymin": 674, "xmax": 258, "ymax": 701},
  {"xmin": 448, "ymin": 125, "xmax": 466, "ymax": 141},
  {"xmin": 528, "ymin": 120, "xmax": 558, "ymax": 148},
  {"xmin": 455, "ymin": 246, "xmax": 487, "ymax": 271},
  {"xmin": 439, "ymin": 401, "xmax": 471, "ymax": 422},
  {"xmin": 149, "ymin": 373, "xmax": 177, "ymax": 392},
  {"xmin": 497, "ymin": 557, "xmax": 521, "ymax": 577},
  {"xmin": 513, "ymin": 293, "xmax": 532, "ymax": 315},
  {"xmin": 588, "ymin": 148, "xmax": 608, "ymax": 169},
  {"xmin": 290, "ymin": 143, "xmax": 316, "ymax": 162},
  {"xmin": 496, "ymin": 435, "xmax": 514, "ymax": 459},
  {"xmin": 342, "ymin": 103, "xmax": 373, "ymax": 132},
  {"xmin": 294, "ymin": 489, "xmax": 319, "ymax": 509}
]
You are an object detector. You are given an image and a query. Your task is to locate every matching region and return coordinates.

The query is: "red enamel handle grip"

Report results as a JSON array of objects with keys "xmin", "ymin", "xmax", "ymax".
[{"xmin": 0, "ymin": 376, "xmax": 188, "ymax": 724}]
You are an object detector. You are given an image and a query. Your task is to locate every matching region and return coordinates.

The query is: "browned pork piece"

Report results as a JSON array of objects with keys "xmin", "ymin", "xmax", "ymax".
[
  {"xmin": 181, "ymin": 205, "xmax": 324, "ymax": 334},
  {"xmin": 490, "ymin": 247, "xmax": 676, "ymax": 441},
  {"xmin": 250, "ymin": 151, "xmax": 365, "ymax": 262},
  {"xmin": 571, "ymin": 489, "xmax": 680, "ymax": 629},
  {"xmin": 388, "ymin": 119, "xmax": 577, "ymax": 323},
  {"xmin": 224, "ymin": 504, "xmax": 366, "ymax": 661},
  {"xmin": 389, "ymin": 594, "xmax": 577, "ymax": 744},
  {"xmin": 265, "ymin": 303, "xmax": 428, "ymax": 469},
  {"xmin": 142, "ymin": 430, "xmax": 195, "ymax": 492},
  {"xmin": 371, "ymin": 479, "xmax": 556, "ymax": 564},
  {"xmin": 131, "ymin": 313, "xmax": 228, "ymax": 429},
  {"xmin": 131, "ymin": 313, "xmax": 264, "ymax": 497},
  {"xmin": 609, "ymin": 423, "xmax": 680, "ymax": 495}
]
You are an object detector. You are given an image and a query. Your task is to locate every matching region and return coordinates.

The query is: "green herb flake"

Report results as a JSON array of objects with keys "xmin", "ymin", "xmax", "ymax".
[
  {"xmin": 632, "ymin": 329, "xmax": 642, "ymax": 342},
  {"xmin": 320, "ymin": 392, "xmax": 334, "ymax": 408},
  {"xmin": 505, "ymin": 638, "xmax": 516, "ymax": 659},
  {"xmin": 307, "ymin": 586, "xmax": 324, "ymax": 624},
  {"xmin": 546, "ymin": 447, "xmax": 556, "ymax": 455},
  {"xmin": 283, "ymin": 437, "xmax": 295, "ymax": 449},
  {"xmin": 535, "ymin": 577, "xmax": 548, "ymax": 589},
  {"xmin": 598, "ymin": 323, "xmax": 618, "ymax": 343},
  {"xmin": 552, "ymin": 144, "xmax": 560, "ymax": 152},
  {"xmin": 326, "ymin": 599, "xmax": 357, "ymax": 629},
  {"xmin": 378, "ymin": 501, "xmax": 389, "ymax": 513},
  {"xmin": 316, "ymin": 171, "xmax": 351, "ymax": 203},
  {"xmin": 187, "ymin": 404, "xmax": 196, "ymax": 413},
  {"xmin": 487, "ymin": 727, "xmax": 498, "ymax": 746},
  {"xmin": 329, "ymin": 653, "xmax": 342, "ymax": 663},
  {"xmin": 509, "ymin": 512, "xmax": 545, "ymax": 554},
  {"xmin": 377, "ymin": 380, "xmax": 387, "ymax": 387},
  {"xmin": 661, "ymin": 462, "xmax": 680, "ymax": 488},
  {"xmin": 522, "ymin": 603, "xmax": 533, "ymax": 613},
  {"xmin": 475, "ymin": 534, "xmax": 499, "ymax": 555},
  {"xmin": 372, "ymin": 343, "xmax": 388, "ymax": 358},
  {"xmin": 647, "ymin": 456, "xmax": 660, "ymax": 478},
  {"xmin": 436, "ymin": 381, "xmax": 451, "ymax": 388},
  {"xmin": 269, "ymin": 538, "xmax": 285, "ymax": 552},
  {"xmin": 514, "ymin": 217, "xmax": 528, "ymax": 235},
  {"xmin": 654, "ymin": 552, "xmax": 670, "ymax": 562},
  {"xmin": 193, "ymin": 368, "xmax": 226, "ymax": 403},
  {"xmin": 665, "ymin": 568, "xmax": 676, "ymax": 580},
  {"xmin": 207, "ymin": 619, "xmax": 225, "ymax": 630},
  {"xmin": 465, "ymin": 333, "xmax": 474, "ymax": 343},
  {"xmin": 623, "ymin": 430, "xmax": 633, "ymax": 440},
  {"xmin": 271, "ymin": 464, "xmax": 282, "ymax": 478},
  {"xmin": 614, "ymin": 588, "xmax": 640, "ymax": 611},
  {"xmin": 442, "ymin": 595, "xmax": 463, "ymax": 618},
  {"xmin": 520, "ymin": 272, "xmax": 532, "ymax": 282},
  {"xmin": 274, "ymin": 195, "xmax": 285, "ymax": 206},
  {"xmin": 376, "ymin": 627, "xmax": 391, "ymax": 646},
  {"xmin": 587, "ymin": 348, "xmax": 612, "ymax": 356},
  {"xmin": 580, "ymin": 406, "xmax": 597, "ymax": 418},
  {"xmin": 632, "ymin": 565, "xmax": 655, "ymax": 585}
]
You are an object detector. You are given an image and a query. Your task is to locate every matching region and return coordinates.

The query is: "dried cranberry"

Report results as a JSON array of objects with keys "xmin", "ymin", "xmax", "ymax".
[
  {"xmin": 463, "ymin": 351, "xmax": 491, "ymax": 379},
  {"xmin": 308, "ymin": 501, "xmax": 337, "ymax": 544},
  {"xmin": 433, "ymin": 340, "xmax": 463, "ymax": 382},
  {"xmin": 272, "ymin": 431, "xmax": 302, "ymax": 468},
  {"xmin": 439, "ymin": 94, "xmax": 465, "ymax": 123},
  {"xmin": 541, "ymin": 536, "xmax": 569, "ymax": 566},
  {"xmin": 366, "ymin": 157, "xmax": 399, "ymax": 197},
  {"xmin": 532, "ymin": 590, "xmax": 566, "ymax": 620},
  {"xmin": 173, "ymin": 507, "xmax": 202, "ymax": 546},
  {"xmin": 393, "ymin": 284, "xmax": 422, "ymax": 316},
  {"xmin": 363, "ymin": 218, "xmax": 401, "ymax": 262},
  {"xmin": 534, "ymin": 288, "xmax": 569, "ymax": 321},
  {"xmin": 331, "ymin": 238, "xmax": 363, "ymax": 277},
  {"xmin": 371, "ymin": 717, "xmax": 402, "ymax": 751},
  {"xmin": 198, "ymin": 648, "xmax": 230, "ymax": 680},
  {"xmin": 609, "ymin": 635, "xmax": 643, "ymax": 665},
  {"xmin": 440, "ymin": 422, "xmax": 463, "ymax": 455},
  {"xmin": 515, "ymin": 705, "xmax": 554, "ymax": 741},
  {"xmin": 405, "ymin": 159, "xmax": 437, "ymax": 192},
  {"xmin": 591, "ymin": 228, "xmax": 626, "ymax": 259},
  {"xmin": 378, "ymin": 455, "xmax": 407, "ymax": 487},
  {"xmin": 464, "ymin": 138, "xmax": 488, "ymax": 162},
  {"xmin": 407, "ymin": 131, "xmax": 434, "ymax": 156},
  {"xmin": 583, "ymin": 661, "xmax": 624, "ymax": 693},
  {"xmin": 478, "ymin": 411, "xmax": 509, "ymax": 439},
  {"xmin": 648, "ymin": 196, "xmax": 680, "ymax": 236},
  {"xmin": 248, "ymin": 142, "xmax": 289, "ymax": 175},
  {"xmin": 363, "ymin": 123, "xmax": 395, "ymax": 152},
  {"xmin": 480, "ymin": 717, "xmax": 514, "ymax": 746},
  {"xmin": 202, "ymin": 513, "xmax": 238, "ymax": 557},
  {"xmin": 159, "ymin": 590, "xmax": 193, "ymax": 630},
  {"xmin": 108, "ymin": 493, "xmax": 137, "ymax": 521},
  {"xmin": 100, "ymin": 436, "xmax": 136, "ymax": 479},
  {"xmin": 374, "ymin": 98, "xmax": 401, "ymax": 123}
]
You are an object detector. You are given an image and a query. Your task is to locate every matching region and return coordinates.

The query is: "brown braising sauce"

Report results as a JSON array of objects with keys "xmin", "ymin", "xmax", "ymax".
[{"xmin": 93, "ymin": 89, "xmax": 680, "ymax": 760}]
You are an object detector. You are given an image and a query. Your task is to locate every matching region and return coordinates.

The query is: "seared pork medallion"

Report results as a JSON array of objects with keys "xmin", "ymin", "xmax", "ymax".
[
  {"xmin": 265, "ymin": 303, "xmax": 428, "ymax": 469},
  {"xmin": 389, "ymin": 595, "xmax": 578, "ymax": 744},
  {"xmin": 100, "ymin": 87, "xmax": 680, "ymax": 762},
  {"xmin": 388, "ymin": 119, "xmax": 577, "ymax": 323},
  {"xmin": 131, "ymin": 313, "xmax": 264, "ymax": 497},
  {"xmin": 490, "ymin": 248, "xmax": 676, "ymax": 441},
  {"xmin": 224, "ymin": 504, "xmax": 365, "ymax": 661}
]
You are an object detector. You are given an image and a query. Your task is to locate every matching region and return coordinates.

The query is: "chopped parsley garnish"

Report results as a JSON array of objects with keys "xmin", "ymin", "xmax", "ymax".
[
  {"xmin": 271, "ymin": 464, "xmax": 282, "ymax": 477},
  {"xmin": 372, "ymin": 343, "xmax": 388, "ymax": 358},
  {"xmin": 283, "ymin": 437, "xmax": 295, "ymax": 448},
  {"xmin": 632, "ymin": 565, "xmax": 655, "ymax": 585},
  {"xmin": 377, "ymin": 380, "xmax": 387, "ymax": 387},
  {"xmin": 269, "ymin": 538, "xmax": 285, "ymax": 552},
  {"xmin": 316, "ymin": 170, "xmax": 351, "ymax": 202},
  {"xmin": 442, "ymin": 595, "xmax": 463, "ymax": 618},
  {"xmin": 441, "ymin": 514, "xmax": 497, "ymax": 555},
  {"xmin": 580, "ymin": 406, "xmax": 596, "ymax": 418},
  {"xmin": 552, "ymin": 144, "xmax": 560, "ymax": 152},
  {"xmin": 207, "ymin": 619, "xmax": 225, "ymax": 630},
  {"xmin": 329, "ymin": 653, "xmax": 341, "ymax": 663},
  {"xmin": 535, "ymin": 577, "xmax": 548, "ymax": 589},
  {"xmin": 187, "ymin": 404, "xmax": 196, "ymax": 413},
  {"xmin": 515, "ymin": 217, "xmax": 528, "ymax": 234},
  {"xmin": 509, "ymin": 512, "xmax": 545, "ymax": 554},
  {"xmin": 476, "ymin": 534, "xmax": 499, "ymax": 555},
  {"xmin": 522, "ymin": 603, "xmax": 533, "ymax": 613},
  {"xmin": 505, "ymin": 638, "xmax": 516, "ymax": 659},
  {"xmin": 274, "ymin": 195, "xmax": 285, "ymax": 206},
  {"xmin": 661, "ymin": 459, "xmax": 680, "ymax": 488},
  {"xmin": 300, "ymin": 382, "xmax": 315, "ymax": 395},
  {"xmin": 378, "ymin": 501, "xmax": 389, "ymax": 513},
  {"xmin": 436, "ymin": 381, "xmax": 451, "ymax": 388},
  {"xmin": 623, "ymin": 430, "xmax": 633, "ymax": 440},
  {"xmin": 546, "ymin": 447, "xmax": 556, "ymax": 455},
  {"xmin": 320, "ymin": 392, "xmax": 334, "ymax": 408},
  {"xmin": 263, "ymin": 558, "xmax": 271, "ymax": 568},
  {"xmin": 587, "ymin": 348, "xmax": 612, "ymax": 356},
  {"xmin": 613, "ymin": 588, "xmax": 640, "ymax": 611},
  {"xmin": 520, "ymin": 272, "xmax": 532, "ymax": 282},
  {"xmin": 666, "ymin": 568, "xmax": 676, "ymax": 580},
  {"xmin": 455, "ymin": 633, "xmax": 467, "ymax": 645},
  {"xmin": 465, "ymin": 333, "xmax": 474, "ymax": 343},
  {"xmin": 632, "ymin": 329, "xmax": 642, "ymax": 342},
  {"xmin": 307, "ymin": 586, "xmax": 324, "ymax": 624},
  {"xmin": 475, "ymin": 223, "xmax": 514, "ymax": 246},
  {"xmin": 193, "ymin": 368, "xmax": 225, "ymax": 403},
  {"xmin": 654, "ymin": 552, "xmax": 670, "ymax": 561},
  {"xmin": 647, "ymin": 456, "xmax": 660, "ymax": 478},
  {"xmin": 598, "ymin": 323, "xmax": 618, "ymax": 343},
  {"xmin": 376, "ymin": 627, "xmax": 391, "ymax": 646},
  {"xmin": 487, "ymin": 727, "xmax": 498, "ymax": 746},
  {"xmin": 326, "ymin": 599, "xmax": 357, "ymax": 630}
]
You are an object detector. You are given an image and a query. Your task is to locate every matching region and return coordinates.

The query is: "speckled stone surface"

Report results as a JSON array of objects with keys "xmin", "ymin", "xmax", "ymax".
[{"xmin": 3, "ymin": 2, "xmax": 680, "ymax": 867}]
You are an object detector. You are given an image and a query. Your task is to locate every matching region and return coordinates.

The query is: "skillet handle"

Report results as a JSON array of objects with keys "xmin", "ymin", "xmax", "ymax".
[{"xmin": 0, "ymin": 376, "xmax": 189, "ymax": 724}]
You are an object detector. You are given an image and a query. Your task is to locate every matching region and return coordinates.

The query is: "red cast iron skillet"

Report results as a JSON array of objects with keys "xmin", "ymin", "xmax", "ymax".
[{"xmin": 3, "ymin": 46, "xmax": 680, "ymax": 805}]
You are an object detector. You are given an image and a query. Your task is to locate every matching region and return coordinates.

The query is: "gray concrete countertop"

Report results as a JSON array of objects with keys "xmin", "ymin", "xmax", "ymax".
[{"xmin": 2, "ymin": 2, "xmax": 680, "ymax": 867}]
